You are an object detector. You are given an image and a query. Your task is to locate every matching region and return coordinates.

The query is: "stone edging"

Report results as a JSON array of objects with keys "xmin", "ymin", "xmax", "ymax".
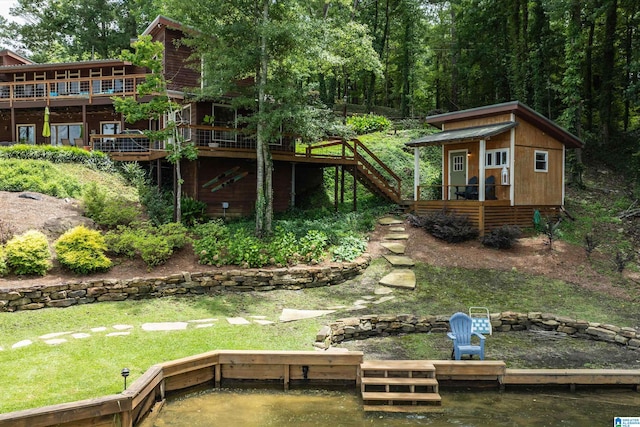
[
  {"xmin": 314, "ymin": 311, "xmax": 640, "ymax": 350},
  {"xmin": 0, "ymin": 255, "xmax": 371, "ymax": 312}
]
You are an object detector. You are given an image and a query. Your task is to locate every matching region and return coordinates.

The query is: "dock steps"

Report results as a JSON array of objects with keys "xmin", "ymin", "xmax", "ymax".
[{"xmin": 360, "ymin": 360, "xmax": 441, "ymax": 412}]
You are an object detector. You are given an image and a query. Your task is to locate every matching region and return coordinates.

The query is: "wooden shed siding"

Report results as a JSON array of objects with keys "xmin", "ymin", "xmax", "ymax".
[
  {"xmin": 512, "ymin": 119, "xmax": 564, "ymax": 206},
  {"xmin": 443, "ymin": 114, "xmax": 513, "ymax": 130}
]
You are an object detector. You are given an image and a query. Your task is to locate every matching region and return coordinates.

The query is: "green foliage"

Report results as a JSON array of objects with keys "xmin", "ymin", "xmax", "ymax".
[
  {"xmin": 0, "ymin": 159, "xmax": 83, "ymax": 197},
  {"xmin": 0, "ymin": 145, "xmax": 113, "ymax": 171},
  {"xmin": 298, "ymin": 230, "xmax": 328, "ymax": 263},
  {"xmin": 0, "ymin": 246, "xmax": 7, "ymax": 277},
  {"xmin": 331, "ymin": 235, "xmax": 368, "ymax": 262},
  {"xmin": 181, "ymin": 196, "xmax": 208, "ymax": 226},
  {"xmin": 83, "ymin": 182, "xmax": 141, "ymax": 227},
  {"xmin": 4, "ymin": 230, "xmax": 52, "ymax": 276},
  {"xmin": 105, "ymin": 222, "xmax": 189, "ymax": 269},
  {"xmin": 346, "ymin": 114, "xmax": 392, "ymax": 134},
  {"xmin": 481, "ymin": 225, "xmax": 522, "ymax": 249},
  {"xmin": 54, "ymin": 226, "xmax": 112, "ymax": 274},
  {"xmin": 138, "ymin": 185, "xmax": 174, "ymax": 225}
]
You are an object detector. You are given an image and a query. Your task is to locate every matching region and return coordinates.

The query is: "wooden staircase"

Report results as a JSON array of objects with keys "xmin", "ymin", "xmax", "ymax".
[{"xmin": 360, "ymin": 360, "xmax": 442, "ymax": 413}]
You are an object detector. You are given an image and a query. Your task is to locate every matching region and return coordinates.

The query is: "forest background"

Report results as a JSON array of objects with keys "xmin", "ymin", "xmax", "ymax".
[{"xmin": 0, "ymin": 0, "xmax": 638, "ymax": 186}]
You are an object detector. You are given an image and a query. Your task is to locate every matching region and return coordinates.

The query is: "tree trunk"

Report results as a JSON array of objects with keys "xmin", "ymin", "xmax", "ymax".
[{"xmin": 255, "ymin": 0, "xmax": 270, "ymax": 237}]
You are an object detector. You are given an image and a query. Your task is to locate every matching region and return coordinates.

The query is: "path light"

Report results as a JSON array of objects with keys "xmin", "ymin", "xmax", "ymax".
[{"xmin": 121, "ymin": 368, "xmax": 130, "ymax": 390}]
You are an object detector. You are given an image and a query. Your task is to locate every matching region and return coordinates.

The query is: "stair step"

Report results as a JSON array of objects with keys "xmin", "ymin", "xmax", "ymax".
[
  {"xmin": 363, "ymin": 405, "xmax": 444, "ymax": 413},
  {"xmin": 361, "ymin": 377, "xmax": 438, "ymax": 386},
  {"xmin": 361, "ymin": 360, "xmax": 435, "ymax": 372},
  {"xmin": 362, "ymin": 392, "xmax": 442, "ymax": 402}
]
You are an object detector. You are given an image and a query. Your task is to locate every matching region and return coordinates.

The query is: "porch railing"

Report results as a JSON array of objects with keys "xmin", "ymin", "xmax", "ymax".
[
  {"xmin": 0, "ymin": 74, "xmax": 148, "ymax": 105},
  {"xmin": 417, "ymin": 184, "xmax": 509, "ymax": 201}
]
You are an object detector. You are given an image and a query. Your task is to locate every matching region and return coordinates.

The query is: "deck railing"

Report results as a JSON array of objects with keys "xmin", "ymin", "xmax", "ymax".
[
  {"xmin": 416, "ymin": 183, "xmax": 510, "ymax": 201},
  {"xmin": 0, "ymin": 74, "xmax": 148, "ymax": 105}
]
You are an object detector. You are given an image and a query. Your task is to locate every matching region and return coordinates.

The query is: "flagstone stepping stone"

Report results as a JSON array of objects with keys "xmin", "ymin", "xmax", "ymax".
[
  {"xmin": 381, "ymin": 242, "xmax": 406, "ymax": 254},
  {"xmin": 374, "ymin": 286, "xmax": 394, "ymax": 295},
  {"xmin": 378, "ymin": 217, "xmax": 404, "ymax": 226},
  {"xmin": 40, "ymin": 332, "xmax": 71, "ymax": 340},
  {"xmin": 389, "ymin": 226, "xmax": 405, "ymax": 232},
  {"xmin": 361, "ymin": 295, "xmax": 375, "ymax": 300},
  {"xmin": 353, "ymin": 299, "xmax": 370, "ymax": 306},
  {"xmin": 12, "ymin": 340, "xmax": 33, "ymax": 349},
  {"xmin": 253, "ymin": 319, "xmax": 274, "ymax": 325},
  {"xmin": 142, "ymin": 322, "xmax": 188, "ymax": 331},
  {"xmin": 351, "ymin": 305, "xmax": 368, "ymax": 311},
  {"xmin": 106, "ymin": 332, "xmax": 130, "ymax": 337},
  {"xmin": 227, "ymin": 317, "xmax": 252, "ymax": 325},
  {"xmin": 384, "ymin": 233, "xmax": 409, "ymax": 240},
  {"xmin": 113, "ymin": 324, "xmax": 133, "ymax": 330},
  {"xmin": 44, "ymin": 338, "xmax": 67, "ymax": 345},
  {"xmin": 279, "ymin": 308, "xmax": 336, "ymax": 322},
  {"xmin": 372, "ymin": 296, "xmax": 395, "ymax": 304},
  {"xmin": 379, "ymin": 269, "xmax": 416, "ymax": 289},
  {"xmin": 195, "ymin": 324, "xmax": 215, "ymax": 328},
  {"xmin": 72, "ymin": 333, "xmax": 91, "ymax": 339},
  {"xmin": 327, "ymin": 305, "xmax": 347, "ymax": 310},
  {"xmin": 91, "ymin": 327, "xmax": 107, "ymax": 332},
  {"xmin": 383, "ymin": 254, "xmax": 415, "ymax": 267}
]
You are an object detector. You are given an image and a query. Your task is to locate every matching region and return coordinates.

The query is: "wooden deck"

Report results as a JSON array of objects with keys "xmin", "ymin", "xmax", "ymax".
[{"xmin": 1, "ymin": 354, "xmax": 639, "ymax": 426}]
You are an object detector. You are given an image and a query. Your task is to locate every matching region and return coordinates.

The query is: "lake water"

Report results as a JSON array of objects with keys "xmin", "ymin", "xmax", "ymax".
[{"xmin": 151, "ymin": 387, "xmax": 640, "ymax": 426}]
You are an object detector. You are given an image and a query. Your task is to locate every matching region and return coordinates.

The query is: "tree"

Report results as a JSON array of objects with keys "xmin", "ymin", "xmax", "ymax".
[
  {"xmin": 113, "ymin": 35, "xmax": 198, "ymax": 224},
  {"xmin": 172, "ymin": 0, "xmax": 381, "ymax": 236}
]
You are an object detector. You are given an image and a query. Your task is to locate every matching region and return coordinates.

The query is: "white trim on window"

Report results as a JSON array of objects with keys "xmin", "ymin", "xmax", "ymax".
[
  {"xmin": 485, "ymin": 148, "xmax": 509, "ymax": 168},
  {"xmin": 535, "ymin": 150, "xmax": 548, "ymax": 172}
]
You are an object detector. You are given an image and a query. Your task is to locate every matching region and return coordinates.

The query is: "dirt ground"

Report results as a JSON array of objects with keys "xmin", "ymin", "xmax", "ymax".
[{"xmin": 2, "ymin": 191, "xmax": 640, "ymax": 369}]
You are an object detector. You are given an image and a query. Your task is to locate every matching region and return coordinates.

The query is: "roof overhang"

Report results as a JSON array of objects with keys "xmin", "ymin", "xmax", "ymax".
[
  {"xmin": 0, "ymin": 59, "xmax": 131, "ymax": 74},
  {"xmin": 421, "ymin": 101, "xmax": 584, "ymax": 149},
  {"xmin": 406, "ymin": 122, "xmax": 517, "ymax": 147}
]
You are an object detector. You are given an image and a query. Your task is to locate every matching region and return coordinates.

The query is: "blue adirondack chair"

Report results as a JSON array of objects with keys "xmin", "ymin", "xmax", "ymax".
[{"xmin": 447, "ymin": 312, "xmax": 486, "ymax": 360}]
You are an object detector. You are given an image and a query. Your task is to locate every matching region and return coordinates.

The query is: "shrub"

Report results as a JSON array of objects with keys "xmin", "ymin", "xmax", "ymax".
[
  {"xmin": 420, "ymin": 210, "xmax": 479, "ymax": 243},
  {"xmin": 0, "ymin": 246, "xmax": 7, "ymax": 276},
  {"xmin": 268, "ymin": 227, "xmax": 299, "ymax": 266},
  {"xmin": 105, "ymin": 222, "xmax": 189, "ymax": 269},
  {"xmin": 5, "ymin": 230, "xmax": 52, "ymax": 275},
  {"xmin": 346, "ymin": 114, "xmax": 391, "ymax": 134},
  {"xmin": 83, "ymin": 182, "xmax": 141, "ymax": 227},
  {"xmin": 82, "ymin": 182, "xmax": 107, "ymax": 221},
  {"xmin": 481, "ymin": 225, "xmax": 522, "ymax": 249},
  {"xmin": 332, "ymin": 235, "xmax": 368, "ymax": 261},
  {"xmin": 193, "ymin": 220, "xmax": 230, "ymax": 266},
  {"xmin": 54, "ymin": 226, "xmax": 111, "ymax": 274},
  {"xmin": 138, "ymin": 184, "xmax": 173, "ymax": 225},
  {"xmin": 181, "ymin": 196, "xmax": 208, "ymax": 226},
  {"xmin": 299, "ymin": 230, "xmax": 328, "ymax": 263}
]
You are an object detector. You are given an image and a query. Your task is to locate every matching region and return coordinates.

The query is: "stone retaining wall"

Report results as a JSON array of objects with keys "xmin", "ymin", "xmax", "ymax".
[
  {"xmin": 314, "ymin": 311, "xmax": 640, "ymax": 350},
  {"xmin": 0, "ymin": 255, "xmax": 371, "ymax": 312}
]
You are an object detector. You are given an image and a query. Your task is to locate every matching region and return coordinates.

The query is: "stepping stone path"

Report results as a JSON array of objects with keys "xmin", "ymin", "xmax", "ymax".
[{"xmin": 378, "ymin": 216, "xmax": 417, "ymax": 290}]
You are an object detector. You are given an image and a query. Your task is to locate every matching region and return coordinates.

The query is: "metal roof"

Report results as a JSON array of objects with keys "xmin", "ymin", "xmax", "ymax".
[{"xmin": 405, "ymin": 122, "xmax": 518, "ymax": 147}]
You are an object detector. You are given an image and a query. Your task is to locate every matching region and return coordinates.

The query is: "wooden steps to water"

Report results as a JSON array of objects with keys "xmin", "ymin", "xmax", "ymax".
[{"xmin": 360, "ymin": 360, "xmax": 442, "ymax": 412}]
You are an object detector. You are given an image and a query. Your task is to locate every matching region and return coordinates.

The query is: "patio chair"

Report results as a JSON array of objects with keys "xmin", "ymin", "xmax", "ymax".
[
  {"xmin": 61, "ymin": 139, "xmax": 70, "ymax": 146},
  {"xmin": 469, "ymin": 306, "xmax": 492, "ymax": 335},
  {"xmin": 485, "ymin": 175, "xmax": 497, "ymax": 200},
  {"xmin": 454, "ymin": 176, "xmax": 478, "ymax": 200},
  {"xmin": 447, "ymin": 312, "xmax": 486, "ymax": 360}
]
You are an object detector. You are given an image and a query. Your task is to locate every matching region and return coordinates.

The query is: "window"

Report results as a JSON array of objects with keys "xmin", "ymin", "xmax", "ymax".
[
  {"xmin": 17, "ymin": 124, "xmax": 35, "ymax": 144},
  {"xmin": 485, "ymin": 149, "xmax": 509, "ymax": 168},
  {"xmin": 212, "ymin": 104, "xmax": 237, "ymax": 143},
  {"xmin": 535, "ymin": 150, "xmax": 548, "ymax": 172},
  {"xmin": 182, "ymin": 104, "xmax": 192, "ymax": 141},
  {"xmin": 452, "ymin": 154, "xmax": 464, "ymax": 172},
  {"xmin": 51, "ymin": 123, "xmax": 82, "ymax": 146}
]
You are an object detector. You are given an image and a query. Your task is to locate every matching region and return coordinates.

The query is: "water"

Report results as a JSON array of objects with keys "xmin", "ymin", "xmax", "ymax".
[{"xmin": 152, "ymin": 387, "xmax": 640, "ymax": 426}]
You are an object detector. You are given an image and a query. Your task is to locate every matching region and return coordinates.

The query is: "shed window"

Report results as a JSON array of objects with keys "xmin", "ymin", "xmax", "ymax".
[
  {"xmin": 535, "ymin": 150, "xmax": 548, "ymax": 172},
  {"xmin": 485, "ymin": 149, "xmax": 508, "ymax": 168}
]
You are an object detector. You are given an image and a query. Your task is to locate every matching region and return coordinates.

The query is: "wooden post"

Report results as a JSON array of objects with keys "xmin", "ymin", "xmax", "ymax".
[
  {"xmin": 334, "ymin": 166, "xmax": 339, "ymax": 212},
  {"xmin": 284, "ymin": 364, "xmax": 290, "ymax": 391}
]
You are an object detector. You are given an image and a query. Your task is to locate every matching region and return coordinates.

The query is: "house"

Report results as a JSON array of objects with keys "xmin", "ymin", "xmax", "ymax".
[
  {"xmin": 0, "ymin": 16, "xmax": 400, "ymax": 217},
  {"xmin": 406, "ymin": 101, "xmax": 584, "ymax": 234}
]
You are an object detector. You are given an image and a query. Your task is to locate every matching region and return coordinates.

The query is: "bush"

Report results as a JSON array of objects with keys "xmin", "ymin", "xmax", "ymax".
[
  {"xmin": 481, "ymin": 225, "xmax": 522, "ymax": 249},
  {"xmin": 83, "ymin": 182, "xmax": 141, "ymax": 227},
  {"xmin": 5, "ymin": 230, "xmax": 52, "ymax": 275},
  {"xmin": 0, "ymin": 246, "xmax": 7, "ymax": 276},
  {"xmin": 0, "ymin": 144, "xmax": 113, "ymax": 171},
  {"xmin": 299, "ymin": 230, "xmax": 328, "ymax": 263},
  {"xmin": 346, "ymin": 114, "xmax": 392, "ymax": 134},
  {"xmin": 332, "ymin": 235, "xmax": 368, "ymax": 261},
  {"xmin": 105, "ymin": 222, "xmax": 189, "ymax": 269},
  {"xmin": 54, "ymin": 226, "xmax": 112, "ymax": 274},
  {"xmin": 138, "ymin": 184, "xmax": 173, "ymax": 225},
  {"xmin": 181, "ymin": 196, "xmax": 208, "ymax": 226},
  {"xmin": 420, "ymin": 210, "xmax": 479, "ymax": 243}
]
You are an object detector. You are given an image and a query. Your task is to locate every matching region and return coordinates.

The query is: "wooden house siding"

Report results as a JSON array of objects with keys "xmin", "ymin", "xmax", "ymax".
[
  {"xmin": 162, "ymin": 28, "xmax": 200, "ymax": 92},
  {"xmin": 443, "ymin": 114, "xmax": 513, "ymax": 130}
]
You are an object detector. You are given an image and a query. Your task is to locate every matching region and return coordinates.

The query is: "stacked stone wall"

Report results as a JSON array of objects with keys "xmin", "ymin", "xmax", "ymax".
[
  {"xmin": 0, "ymin": 256, "xmax": 370, "ymax": 312},
  {"xmin": 315, "ymin": 311, "xmax": 640, "ymax": 350}
]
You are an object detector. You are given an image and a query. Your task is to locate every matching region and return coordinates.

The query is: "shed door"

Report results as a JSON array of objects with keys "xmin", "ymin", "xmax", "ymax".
[{"xmin": 449, "ymin": 151, "xmax": 467, "ymax": 200}]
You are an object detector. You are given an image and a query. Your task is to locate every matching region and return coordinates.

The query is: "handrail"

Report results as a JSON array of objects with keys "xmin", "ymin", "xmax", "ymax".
[{"xmin": 0, "ymin": 73, "xmax": 149, "ymax": 105}]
